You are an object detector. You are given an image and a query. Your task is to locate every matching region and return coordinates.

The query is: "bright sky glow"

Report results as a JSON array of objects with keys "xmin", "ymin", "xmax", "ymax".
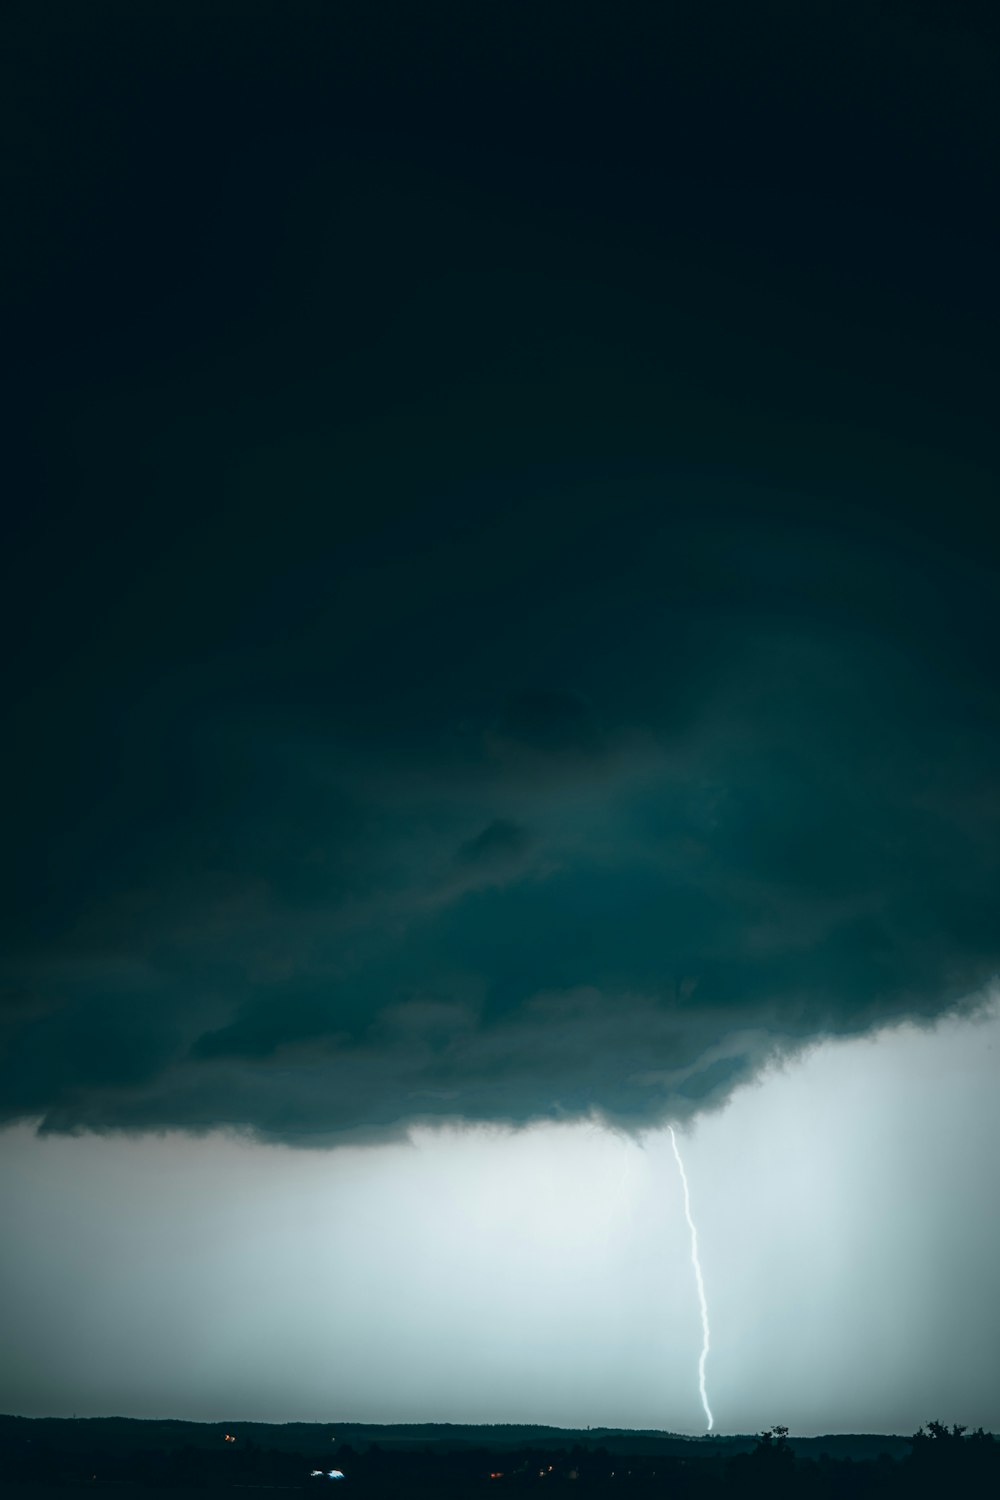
[{"xmin": 0, "ymin": 997, "xmax": 998, "ymax": 1433}]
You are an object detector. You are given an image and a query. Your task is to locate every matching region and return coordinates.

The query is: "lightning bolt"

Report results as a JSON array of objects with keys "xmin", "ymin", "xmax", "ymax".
[{"xmin": 668, "ymin": 1125, "xmax": 714, "ymax": 1432}]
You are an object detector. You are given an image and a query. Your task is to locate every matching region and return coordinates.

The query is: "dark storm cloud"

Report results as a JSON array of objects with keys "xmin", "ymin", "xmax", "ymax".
[
  {"xmin": 4, "ymin": 520, "xmax": 997, "ymax": 1145},
  {"xmin": 2, "ymin": 3, "xmax": 998, "ymax": 1143},
  {"xmin": 457, "ymin": 819, "xmax": 532, "ymax": 869},
  {"xmin": 492, "ymin": 691, "xmax": 606, "ymax": 760}
]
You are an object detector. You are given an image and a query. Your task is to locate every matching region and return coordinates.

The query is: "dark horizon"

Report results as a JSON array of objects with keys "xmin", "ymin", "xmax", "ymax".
[
  {"xmin": 2, "ymin": 1412, "xmax": 980, "ymax": 1440},
  {"xmin": 5, "ymin": 1412, "xmax": 997, "ymax": 1500}
]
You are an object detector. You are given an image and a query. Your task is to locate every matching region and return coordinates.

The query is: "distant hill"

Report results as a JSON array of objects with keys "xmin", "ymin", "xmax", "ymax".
[{"xmin": 0, "ymin": 1414, "xmax": 915, "ymax": 1461}]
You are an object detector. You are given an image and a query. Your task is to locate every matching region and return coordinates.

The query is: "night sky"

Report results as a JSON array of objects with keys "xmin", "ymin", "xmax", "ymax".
[{"xmin": 3, "ymin": 2, "xmax": 999, "ymax": 1434}]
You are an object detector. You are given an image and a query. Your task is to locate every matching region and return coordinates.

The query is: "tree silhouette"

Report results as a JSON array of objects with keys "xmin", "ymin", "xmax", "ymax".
[
  {"xmin": 728, "ymin": 1425, "xmax": 796, "ymax": 1497},
  {"xmin": 908, "ymin": 1420, "xmax": 998, "ymax": 1496}
]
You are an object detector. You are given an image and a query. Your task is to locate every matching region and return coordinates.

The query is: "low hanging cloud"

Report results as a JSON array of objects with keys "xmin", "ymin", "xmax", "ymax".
[
  {"xmin": 2, "ymin": 500, "xmax": 998, "ymax": 1147},
  {"xmin": 3, "ymin": 534, "xmax": 995, "ymax": 1152}
]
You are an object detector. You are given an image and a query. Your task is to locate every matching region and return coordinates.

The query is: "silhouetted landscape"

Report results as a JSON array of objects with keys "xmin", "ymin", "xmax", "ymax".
[{"xmin": 3, "ymin": 1417, "xmax": 996, "ymax": 1499}]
